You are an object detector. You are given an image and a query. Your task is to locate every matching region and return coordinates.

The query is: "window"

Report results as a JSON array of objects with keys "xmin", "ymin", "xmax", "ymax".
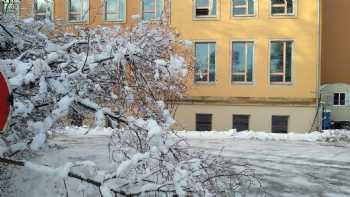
[
  {"xmin": 34, "ymin": 0, "xmax": 53, "ymax": 20},
  {"xmin": 68, "ymin": 0, "xmax": 89, "ymax": 22},
  {"xmin": 271, "ymin": 0, "xmax": 296, "ymax": 16},
  {"xmin": 195, "ymin": 0, "xmax": 217, "ymax": 17},
  {"xmin": 233, "ymin": 115, "xmax": 250, "ymax": 132},
  {"xmin": 270, "ymin": 41, "xmax": 293, "ymax": 83},
  {"xmin": 334, "ymin": 93, "xmax": 346, "ymax": 106},
  {"xmin": 1, "ymin": 0, "xmax": 19, "ymax": 16},
  {"xmin": 232, "ymin": 0, "xmax": 255, "ymax": 17},
  {"xmin": 142, "ymin": 0, "xmax": 164, "ymax": 20},
  {"xmin": 195, "ymin": 42, "xmax": 216, "ymax": 83},
  {"xmin": 196, "ymin": 114, "xmax": 212, "ymax": 131},
  {"xmin": 232, "ymin": 41, "xmax": 254, "ymax": 83},
  {"xmin": 272, "ymin": 116, "xmax": 289, "ymax": 133},
  {"xmin": 105, "ymin": 0, "xmax": 125, "ymax": 21}
]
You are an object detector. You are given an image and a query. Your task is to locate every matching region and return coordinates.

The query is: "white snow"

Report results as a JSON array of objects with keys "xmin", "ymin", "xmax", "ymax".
[
  {"xmin": 8, "ymin": 127, "xmax": 350, "ymax": 197},
  {"xmin": 177, "ymin": 130, "xmax": 350, "ymax": 142}
]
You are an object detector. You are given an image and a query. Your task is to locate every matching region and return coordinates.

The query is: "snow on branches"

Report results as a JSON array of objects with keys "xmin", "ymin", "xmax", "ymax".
[{"xmin": 0, "ymin": 15, "xmax": 260, "ymax": 196}]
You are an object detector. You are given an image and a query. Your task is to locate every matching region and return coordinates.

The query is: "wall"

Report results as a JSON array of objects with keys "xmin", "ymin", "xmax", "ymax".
[
  {"xmin": 321, "ymin": 0, "xmax": 350, "ymax": 84},
  {"xmin": 175, "ymin": 104, "xmax": 316, "ymax": 133},
  {"xmin": 321, "ymin": 83, "xmax": 350, "ymax": 122},
  {"xmin": 171, "ymin": 0, "xmax": 320, "ymax": 101}
]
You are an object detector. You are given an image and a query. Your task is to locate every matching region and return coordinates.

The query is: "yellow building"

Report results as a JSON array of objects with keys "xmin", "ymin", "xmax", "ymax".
[{"xmin": 10, "ymin": 0, "xmax": 321, "ymax": 133}]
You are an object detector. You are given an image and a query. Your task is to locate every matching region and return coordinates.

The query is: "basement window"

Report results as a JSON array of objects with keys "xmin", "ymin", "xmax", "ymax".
[
  {"xmin": 233, "ymin": 115, "xmax": 250, "ymax": 132},
  {"xmin": 196, "ymin": 114, "xmax": 212, "ymax": 131},
  {"xmin": 272, "ymin": 116, "xmax": 289, "ymax": 133},
  {"xmin": 271, "ymin": 0, "xmax": 296, "ymax": 16},
  {"xmin": 195, "ymin": 0, "xmax": 217, "ymax": 18}
]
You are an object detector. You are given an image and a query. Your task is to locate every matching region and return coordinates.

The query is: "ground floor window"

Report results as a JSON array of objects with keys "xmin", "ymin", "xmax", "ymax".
[
  {"xmin": 196, "ymin": 114, "xmax": 212, "ymax": 131},
  {"xmin": 232, "ymin": 115, "xmax": 250, "ymax": 132},
  {"xmin": 272, "ymin": 116, "xmax": 289, "ymax": 133},
  {"xmin": 333, "ymin": 93, "xmax": 346, "ymax": 106}
]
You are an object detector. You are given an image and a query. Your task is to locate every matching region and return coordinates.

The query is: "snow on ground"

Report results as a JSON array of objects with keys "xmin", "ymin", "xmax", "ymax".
[
  {"xmin": 4, "ymin": 128, "xmax": 350, "ymax": 197},
  {"xmin": 178, "ymin": 129, "xmax": 350, "ymax": 142}
]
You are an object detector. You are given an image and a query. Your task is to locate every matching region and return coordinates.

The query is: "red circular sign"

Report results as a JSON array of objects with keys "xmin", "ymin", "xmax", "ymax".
[{"xmin": 0, "ymin": 71, "xmax": 11, "ymax": 134}]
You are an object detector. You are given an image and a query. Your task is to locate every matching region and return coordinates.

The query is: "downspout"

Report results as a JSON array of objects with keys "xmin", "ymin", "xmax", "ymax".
[{"xmin": 316, "ymin": 0, "xmax": 322, "ymax": 131}]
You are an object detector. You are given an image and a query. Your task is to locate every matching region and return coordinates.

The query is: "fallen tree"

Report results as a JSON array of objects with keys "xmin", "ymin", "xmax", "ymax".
[{"xmin": 0, "ymin": 15, "xmax": 262, "ymax": 196}]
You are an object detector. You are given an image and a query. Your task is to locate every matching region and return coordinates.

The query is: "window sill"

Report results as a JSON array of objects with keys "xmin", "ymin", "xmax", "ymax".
[
  {"xmin": 231, "ymin": 82, "xmax": 255, "ymax": 86},
  {"xmin": 269, "ymin": 14, "xmax": 297, "ymax": 19},
  {"xmin": 194, "ymin": 81, "xmax": 217, "ymax": 86},
  {"xmin": 270, "ymin": 82, "xmax": 293, "ymax": 86},
  {"xmin": 193, "ymin": 16, "xmax": 219, "ymax": 21},
  {"xmin": 231, "ymin": 15, "xmax": 257, "ymax": 19},
  {"xmin": 67, "ymin": 21, "xmax": 89, "ymax": 24}
]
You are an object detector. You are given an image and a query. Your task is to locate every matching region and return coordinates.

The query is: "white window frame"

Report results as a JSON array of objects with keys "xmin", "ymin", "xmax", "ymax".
[
  {"xmin": 231, "ymin": 41, "xmax": 255, "ymax": 84},
  {"xmin": 232, "ymin": 0, "xmax": 256, "ymax": 17},
  {"xmin": 1, "ymin": 0, "xmax": 20, "ymax": 17},
  {"xmin": 270, "ymin": 0, "xmax": 297, "ymax": 17},
  {"xmin": 33, "ymin": 0, "xmax": 53, "ymax": 21},
  {"xmin": 142, "ymin": 0, "xmax": 164, "ymax": 21},
  {"xmin": 333, "ymin": 92, "xmax": 346, "ymax": 106},
  {"xmin": 193, "ymin": 0, "xmax": 218, "ymax": 19},
  {"xmin": 67, "ymin": 0, "xmax": 89, "ymax": 23},
  {"xmin": 194, "ymin": 41, "xmax": 217, "ymax": 84},
  {"xmin": 269, "ymin": 40, "xmax": 293, "ymax": 84},
  {"xmin": 104, "ymin": 0, "xmax": 126, "ymax": 22}
]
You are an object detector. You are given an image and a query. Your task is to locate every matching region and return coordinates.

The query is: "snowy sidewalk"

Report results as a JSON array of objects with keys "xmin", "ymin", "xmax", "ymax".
[{"xmin": 6, "ymin": 130, "xmax": 350, "ymax": 197}]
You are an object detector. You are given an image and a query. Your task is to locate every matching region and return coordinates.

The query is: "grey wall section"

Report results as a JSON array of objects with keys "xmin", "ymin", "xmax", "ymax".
[
  {"xmin": 174, "ymin": 104, "xmax": 316, "ymax": 133},
  {"xmin": 321, "ymin": 83, "xmax": 350, "ymax": 122}
]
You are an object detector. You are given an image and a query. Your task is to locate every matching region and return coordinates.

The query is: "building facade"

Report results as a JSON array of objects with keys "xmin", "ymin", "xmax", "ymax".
[
  {"xmin": 320, "ymin": 0, "xmax": 350, "ymax": 128},
  {"xmin": 12, "ymin": 0, "xmax": 321, "ymax": 133}
]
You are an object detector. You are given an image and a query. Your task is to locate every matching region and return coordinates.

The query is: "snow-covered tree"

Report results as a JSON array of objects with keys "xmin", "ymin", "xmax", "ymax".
[{"xmin": 0, "ymin": 15, "xmax": 260, "ymax": 196}]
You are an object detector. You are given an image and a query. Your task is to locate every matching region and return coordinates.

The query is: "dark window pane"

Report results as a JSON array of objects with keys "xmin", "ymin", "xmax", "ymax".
[
  {"xmin": 340, "ymin": 93, "xmax": 346, "ymax": 105},
  {"xmin": 144, "ymin": 0, "xmax": 155, "ymax": 11},
  {"xmin": 196, "ymin": 8, "xmax": 209, "ymax": 16},
  {"xmin": 196, "ymin": 114, "xmax": 212, "ymax": 131},
  {"xmin": 248, "ymin": 0, "xmax": 255, "ymax": 14},
  {"xmin": 272, "ymin": 7, "xmax": 285, "ymax": 14},
  {"xmin": 285, "ymin": 41, "xmax": 292, "ymax": 82},
  {"xmin": 233, "ymin": 75, "xmax": 245, "ymax": 82},
  {"xmin": 156, "ymin": 0, "xmax": 164, "ymax": 18},
  {"xmin": 233, "ymin": 7, "xmax": 246, "ymax": 15},
  {"xmin": 210, "ymin": 0, "xmax": 217, "ymax": 15},
  {"xmin": 270, "ymin": 42, "xmax": 284, "ymax": 73},
  {"xmin": 247, "ymin": 43, "xmax": 254, "ymax": 82},
  {"xmin": 234, "ymin": 0, "xmax": 246, "ymax": 5},
  {"xmin": 70, "ymin": 0, "xmax": 80, "ymax": 13},
  {"xmin": 233, "ymin": 115, "xmax": 250, "ymax": 132},
  {"xmin": 232, "ymin": 42, "xmax": 245, "ymax": 73},
  {"xmin": 209, "ymin": 43, "xmax": 216, "ymax": 82},
  {"xmin": 272, "ymin": 116, "xmax": 289, "ymax": 133},
  {"xmin": 196, "ymin": 0, "xmax": 209, "ymax": 7},
  {"xmin": 270, "ymin": 75, "xmax": 283, "ymax": 82},
  {"xmin": 287, "ymin": 0, "xmax": 294, "ymax": 13},
  {"xmin": 334, "ymin": 93, "xmax": 340, "ymax": 105}
]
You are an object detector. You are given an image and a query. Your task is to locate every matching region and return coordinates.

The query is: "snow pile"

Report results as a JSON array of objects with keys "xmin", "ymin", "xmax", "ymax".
[
  {"xmin": 176, "ymin": 130, "xmax": 236, "ymax": 139},
  {"xmin": 231, "ymin": 130, "xmax": 350, "ymax": 142},
  {"xmin": 177, "ymin": 130, "xmax": 350, "ymax": 143},
  {"xmin": 52, "ymin": 126, "xmax": 114, "ymax": 136}
]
